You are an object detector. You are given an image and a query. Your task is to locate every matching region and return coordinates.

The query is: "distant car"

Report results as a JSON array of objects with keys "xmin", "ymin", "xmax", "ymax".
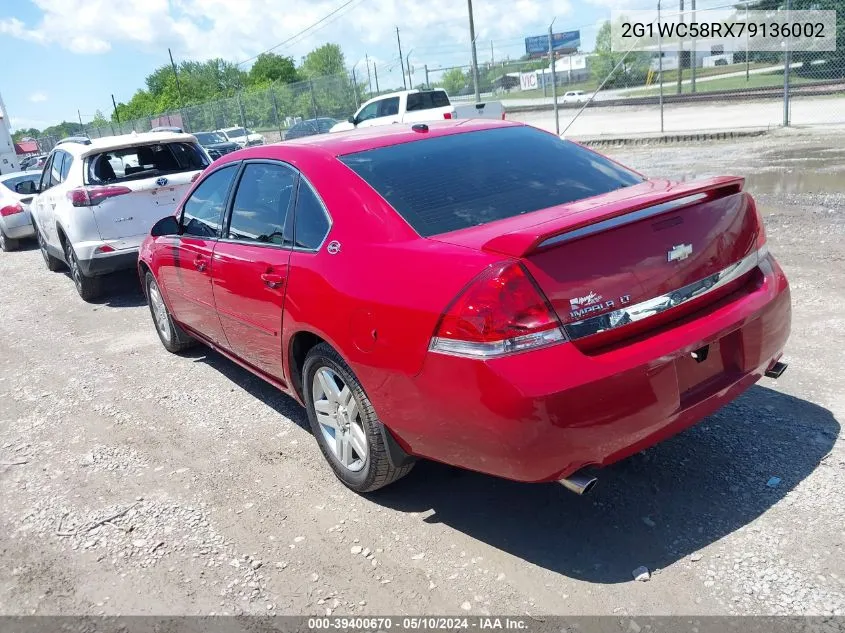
[
  {"xmin": 21, "ymin": 154, "xmax": 46, "ymax": 171},
  {"xmin": 562, "ymin": 90, "xmax": 587, "ymax": 104},
  {"xmin": 217, "ymin": 126, "xmax": 264, "ymax": 148},
  {"xmin": 151, "ymin": 126, "xmax": 184, "ymax": 133},
  {"xmin": 284, "ymin": 118, "xmax": 339, "ymax": 141},
  {"xmin": 29, "ymin": 131, "xmax": 210, "ymax": 300},
  {"xmin": 0, "ymin": 171, "xmax": 40, "ymax": 251},
  {"xmin": 138, "ymin": 120, "xmax": 791, "ymax": 495},
  {"xmin": 193, "ymin": 131, "xmax": 241, "ymax": 160}
]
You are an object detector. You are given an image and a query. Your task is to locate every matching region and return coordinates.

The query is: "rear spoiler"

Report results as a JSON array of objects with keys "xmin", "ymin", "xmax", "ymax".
[{"xmin": 481, "ymin": 176, "xmax": 745, "ymax": 258}]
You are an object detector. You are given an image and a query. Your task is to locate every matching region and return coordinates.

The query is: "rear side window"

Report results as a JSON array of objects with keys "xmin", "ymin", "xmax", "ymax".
[
  {"xmin": 181, "ymin": 165, "xmax": 238, "ymax": 238},
  {"xmin": 378, "ymin": 97, "xmax": 400, "ymax": 117},
  {"xmin": 406, "ymin": 91, "xmax": 451, "ymax": 111},
  {"xmin": 293, "ymin": 180, "xmax": 330, "ymax": 250},
  {"xmin": 87, "ymin": 142, "xmax": 209, "ymax": 185},
  {"xmin": 339, "ymin": 126, "xmax": 644, "ymax": 237},
  {"xmin": 227, "ymin": 163, "xmax": 297, "ymax": 246}
]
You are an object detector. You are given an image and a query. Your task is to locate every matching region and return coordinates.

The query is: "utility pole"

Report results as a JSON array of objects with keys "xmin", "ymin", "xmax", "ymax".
[
  {"xmin": 396, "ymin": 27, "xmax": 407, "ymax": 89},
  {"xmin": 111, "ymin": 94, "xmax": 121, "ymax": 130},
  {"xmin": 352, "ymin": 67, "xmax": 360, "ymax": 108},
  {"xmin": 406, "ymin": 53, "xmax": 413, "ymax": 87},
  {"xmin": 745, "ymin": 2, "xmax": 750, "ymax": 81},
  {"xmin": 168, "ymin": 48, "xmax": 184, "ymax": 108},
  {"xmin": 690, "ymin": 0, "xmax": 697, "ymax": 92},
  {"xmin": 658, "ymin": 0, "xmax": 665, "ymax": 132},
  {"xmin": 374, "ymin": 64, "xmax": 380, "ymax": 93},
  {"xmin": 548, "ymin": 21, "xmax": 559, "ymax": 135},
  {"xmin": 77, "ymin": 109, "xmax": 84, "ymax": 133},
  {"xmin": 783, "ymin": 0, "xmax": 792, "ymax": 126},
  {"xmin": 676, "ymin": 0, "xmax": 684, "ymax": 95},
  {"xmin": 365, "ymin": 54, "xmax": 373, "ymax": 93},
  {"xmin": 425, "ymin": 64, "xmax": 430, "ymax": 88},
  {"xmin": 491, "ymin": 40, "xmax": 494, "ymax": 65},
  {"xmin": 467, "ymin": 0, "xmax": 481, "ymax": 102}
]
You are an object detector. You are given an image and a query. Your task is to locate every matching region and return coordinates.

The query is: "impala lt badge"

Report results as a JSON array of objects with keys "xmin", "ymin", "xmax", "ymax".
[{"xmin": 667, "ymin": 243, "xmax": 693, "ymax": 262}]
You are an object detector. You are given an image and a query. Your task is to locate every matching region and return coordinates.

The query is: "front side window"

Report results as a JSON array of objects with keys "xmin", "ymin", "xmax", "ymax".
[
  {"xmin": 356, "ymin": 101, "xmax": 380, "ymax": 122},
  {"xmin": 293, "ymin": 180, "xmax": 330, "ymax": 250},
  {"xmin": 180, "ymin": 165, "xmax": 238, "ymax": 238},
  {"xmin": 38, "ymin": 154, "xmax": 54, "ymax": 192},
  {"xmin": 227, "ymin": 163, "xmax": 297, "ymax": 246},
  {"xmin": 378, "ymin": 97, "xmax": 400, "ymax": 117}
]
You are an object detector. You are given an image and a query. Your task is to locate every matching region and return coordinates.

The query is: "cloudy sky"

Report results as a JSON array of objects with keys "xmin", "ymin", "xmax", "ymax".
[{"xmin": 0, "ymin": 0, "xmax": 645, "ymax": 131}]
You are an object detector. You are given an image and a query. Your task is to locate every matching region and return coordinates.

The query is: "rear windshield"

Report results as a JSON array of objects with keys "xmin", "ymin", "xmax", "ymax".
[
  {"xmin": 406, "ymin": 90, "xmax": 451, "ymax": 112},
  {"xmin": 225, "ymin": 128, "xmax": 247, "ymax": 137},
  {"xmin": 338, "ymin": 126, "xmax": 644, "ymax": 237},
  {"xmin": 86, "ymin": 142, "xmax": 209, "ymax": 185},
  {"xmin": 1, "ymin": 174, "xmax": 39, "ymax": 192}
]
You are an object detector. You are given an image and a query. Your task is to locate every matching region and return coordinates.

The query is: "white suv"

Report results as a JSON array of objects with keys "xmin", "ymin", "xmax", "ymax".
[
  {"xmin": 29, "ymin": 132, "xmax": 210, "ymax": 301},
  {"xmin": 216, "ymin": 126, "xmax": 264, "ymax": 148}
]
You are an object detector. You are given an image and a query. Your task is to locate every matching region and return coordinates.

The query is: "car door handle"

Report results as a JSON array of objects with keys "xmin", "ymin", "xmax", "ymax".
[
  {"xmin": 194, "ymin": 256, "xmax": 207, "ymax": 272},
  {"xmin": 261, "ymin": 273, "xmax": 285, "ymax": 289}
]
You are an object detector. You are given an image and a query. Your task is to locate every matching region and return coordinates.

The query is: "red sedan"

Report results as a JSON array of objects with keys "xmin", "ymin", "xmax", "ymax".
[{"xmin": 138, "ymin": 120, "xmax": 791, "ymax": 494}]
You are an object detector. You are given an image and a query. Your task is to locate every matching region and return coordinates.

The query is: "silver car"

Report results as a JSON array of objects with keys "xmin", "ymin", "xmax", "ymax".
[{"xmin": 0, "ymin": 171, "xmax": 40, "ymax": 251}]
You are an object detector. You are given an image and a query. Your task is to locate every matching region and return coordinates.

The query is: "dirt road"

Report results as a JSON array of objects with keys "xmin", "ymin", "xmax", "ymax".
[{"xmin": 1, "ymin": 127, "xmax": 842, "ymax": 617}]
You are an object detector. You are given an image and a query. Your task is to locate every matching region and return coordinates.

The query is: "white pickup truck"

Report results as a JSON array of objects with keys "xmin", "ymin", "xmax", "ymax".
[{"xmin": 330, "ymin": 89, "xmax": 505, "ymax": 133}]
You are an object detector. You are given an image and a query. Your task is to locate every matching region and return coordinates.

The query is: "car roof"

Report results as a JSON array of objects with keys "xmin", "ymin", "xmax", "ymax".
[
  {"xmin": 54, "ymin": 132, "xmax": 199, "ymax": 158},
  {"xmin": 267, "ymin": 119, "xmax": 525, "ymax": 157},
  {"xmin": 219, "ymin": 127, "xmax": 246, "ymax": 132}
]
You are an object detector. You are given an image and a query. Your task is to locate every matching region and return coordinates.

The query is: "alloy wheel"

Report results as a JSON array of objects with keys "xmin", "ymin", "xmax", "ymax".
[
  {"xmin": 64, "ymin": 242, "xmax": 82, "ymax": 291},
  {"xmin": 147, "ymin": 279, "xmax": 172, "ymax": 343},
  {"xmin": 312, "ymin": 367, "xmax": 368, "ymax": 472}
]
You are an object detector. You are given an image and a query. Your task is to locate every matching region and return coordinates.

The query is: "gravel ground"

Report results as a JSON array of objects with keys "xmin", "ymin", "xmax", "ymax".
[{"xmin": 0, "ymin": 127, "xmax": 843, "ymax": 617}]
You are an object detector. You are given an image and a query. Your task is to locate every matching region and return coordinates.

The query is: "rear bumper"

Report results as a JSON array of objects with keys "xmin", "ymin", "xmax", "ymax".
[
  {"xmin": 374, "ymin": 253, "xmax": 791, "ymax": 483},
  {"xmin": 2, "ymin": 210, "xmax": 35, "ymax": 239},
  {"xmin": 75, "ymin": 234, "xmax": 144, "ymax": 276}
]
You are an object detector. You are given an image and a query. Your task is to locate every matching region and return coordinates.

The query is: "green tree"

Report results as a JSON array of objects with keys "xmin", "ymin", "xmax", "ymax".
[
  {"xmin": 90, "ymin": 109, "xmax": 109, "ymax": 128},
  {"xmin": 301, "ymin": 43, "xmax": 346, "ymax": 78},
  {"xmin": 12, "ymin": 128, "xmax": 41, "ymax": 142},
  {"xmin": 591, "ymin": 21, "xmax": 651, "ymax": 88},
  {"xmin": 248, "ymin": 53, "xmax": 298, "ymax": 86},
  {"xmin": 441, "ymin": 68, "xmax": 467, "ymax": 95}
]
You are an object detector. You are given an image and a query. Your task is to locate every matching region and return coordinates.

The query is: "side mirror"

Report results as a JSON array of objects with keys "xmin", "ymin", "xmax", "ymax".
[
  {"xmin": 151, "ymin": 215, "xmax": 180, "ymax": 237},
  {"xmin": 347, "ymin": 115, "xmax": 357, "ymax": 125},
  {"xmin": 15, "ymin": 181, "xmax": 39, "ymax": 195}
]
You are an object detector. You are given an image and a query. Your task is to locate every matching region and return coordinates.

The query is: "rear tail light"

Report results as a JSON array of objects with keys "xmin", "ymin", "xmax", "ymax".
[
  {"xmin": 0, "ymin": 203, "xmax": 24, "ymax": 217},
  {"xmin": 747, "ymin": 194, "xmax": 767, "ymax": 250},
  {"xmin": 429, "ymin": 261, "xmax": 566, "ymax": 358},
  {"xmin": 443, "ymin": 112, "xmax": 453, "ymax": 120},
  {"xmin": 67, "ymin": 185, "xmax": 132, "ymax": 207},
  {"xmin": 501, "ymin": 111, "xmax": 506, "ymax": 120}
]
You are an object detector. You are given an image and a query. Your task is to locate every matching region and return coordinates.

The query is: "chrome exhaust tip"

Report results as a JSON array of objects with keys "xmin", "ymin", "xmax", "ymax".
[
  {"xmin": 765, "ymin": 361, "xmax": 788, "ymax": 379},
  {"xmin": 558, "ymin": 472, "xmax": 598, "ymax": 495}
]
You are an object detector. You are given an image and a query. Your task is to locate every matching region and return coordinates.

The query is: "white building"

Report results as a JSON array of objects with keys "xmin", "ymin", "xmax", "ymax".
[{"xmin": 0, "ymin": 92, "xmax": 21, "ymax": 174}]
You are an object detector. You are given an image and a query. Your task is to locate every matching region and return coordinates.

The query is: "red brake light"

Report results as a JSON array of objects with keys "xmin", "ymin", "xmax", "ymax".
[
  {"xmin": 0, "ymin": 203, "xmax": 24, "ymax": 217},
  {"xmin": 501, "ymin": 111, "xmax": 506, "ymax": 120},
  {"xmin": 429, "ymin": 262, "xmax": 565, "ymax": 358},
  {"xmin": 443, "ymin": 112, "xmax": 453, "ymax": 120},
  {"xmin": 67, "ymin": 185, "xmax": 132, "ymax": 207},
  {"xmin": 747, "ymin": 194, "xmax": 766, "ymax": 250}
]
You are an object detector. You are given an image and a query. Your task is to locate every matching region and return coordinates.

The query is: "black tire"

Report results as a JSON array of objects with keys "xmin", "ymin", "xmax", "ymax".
[
  {"xmin": 303, "ymin": 343, "xmax": 415, "ymax": 493},
  {"xmin": 0, "ymin": 228, "xmax": 18, "ymax": 252},
  {"xmin": 144, "ymin": 272, "xmax": 196, "ymax": 353},
  {"xmin": 63, "ymin": 238, "xmax": 101, "ymax": 302},
  {"xmin": 34, "ymin": 222, "xmax": 64, "ymax": 272}
]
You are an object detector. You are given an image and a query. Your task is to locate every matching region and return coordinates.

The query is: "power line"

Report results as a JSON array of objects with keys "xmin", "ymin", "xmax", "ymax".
[{"xmin": 235, "ymin": 0, "xmax": 364, "ymax": 66}]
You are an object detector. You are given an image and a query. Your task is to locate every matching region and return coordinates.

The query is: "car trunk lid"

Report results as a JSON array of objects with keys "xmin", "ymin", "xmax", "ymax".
[
  {"xmin": 90, "ymin": 172, "xmax": 199, "ymax": 240},
  {"xmin": 431, "ymin": 176, "xmax": 761, "ymax": 346}
]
